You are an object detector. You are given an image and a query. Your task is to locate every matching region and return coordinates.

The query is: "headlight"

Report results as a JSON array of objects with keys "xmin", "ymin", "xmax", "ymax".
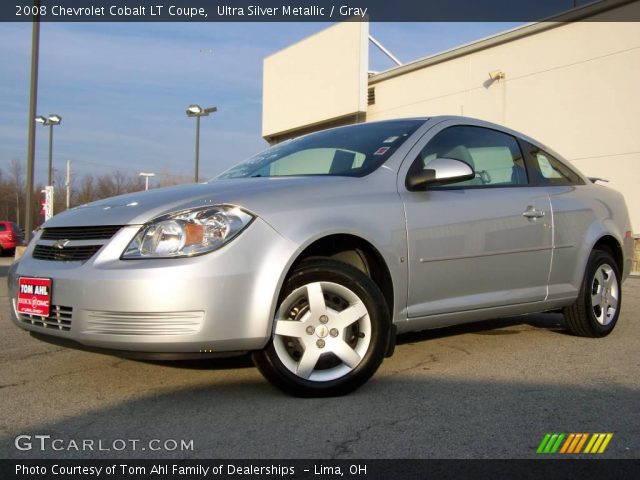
[{"xmin": 122, "ymin": 205, "xmax": 254, "ymax": 259}]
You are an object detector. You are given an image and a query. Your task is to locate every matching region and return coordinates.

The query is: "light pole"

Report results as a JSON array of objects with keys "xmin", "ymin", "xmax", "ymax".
[
  {"xmin": 25, "ymin": 4, "xmax": 41, "ymax": 242},
  {"xmin": 186, "ymin": 104, "xmax": 217, "ymax": 183},
  {"xmin": 35, "ymin": 114, "xmax": 62, "ymax": 186},
  {"xmin": 139, "ymin": 172, "xmax": 155, "ymax": 191}
]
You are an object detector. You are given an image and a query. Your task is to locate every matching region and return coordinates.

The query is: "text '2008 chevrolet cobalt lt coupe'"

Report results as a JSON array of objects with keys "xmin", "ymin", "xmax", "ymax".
[{"xmin": 9, "ymin": 116, "xmax": 634, "ymax": 396}]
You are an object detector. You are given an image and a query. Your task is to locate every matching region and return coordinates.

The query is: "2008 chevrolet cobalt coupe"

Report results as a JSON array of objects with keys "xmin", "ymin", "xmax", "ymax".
[{"xmin": 9, "ymin": 116, "xmax": 634, "ymax": 396}]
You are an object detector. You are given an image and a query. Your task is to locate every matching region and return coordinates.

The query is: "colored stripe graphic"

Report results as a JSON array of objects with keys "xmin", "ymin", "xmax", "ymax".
[
  {"xmin": 574, "ymin": 433, "xmax": 589, "ymax": 453},
  {"xmin": 584, "ymin": 434, "xmax": 599, "ymax": 453},
  {"xmin": 597, "ymin": 433, "xmax": 613, "ymax": 453},
  {"xmin": 536, "ymin": 433, "xmax": 565, "ymax": 454},
  {"xmin": 537, "ymin": 433, "xmax": 612, "ymax": 454},
  {"xmin": 537, "ymin": 434, "xmax": 552, "ymax": 454},
  {"xmin": 550, "ymin": 434, "xmax": 565, "ymax": 453},
  {"xmin": 560, "ymin": 434, "xmax": 576, "ymax": 454},
  {"xmin": 584, "ymin": 433, "xmax": 614, "ymax": 454}
]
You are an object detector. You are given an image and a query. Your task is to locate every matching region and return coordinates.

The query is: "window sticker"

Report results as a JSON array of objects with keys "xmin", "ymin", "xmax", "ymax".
[
  {"xmin": 383, "ymin": 136, "xmax": 399, "ymax": 143},
  {"xmin": 374, "ymin": 147, "xmax": 390, "ymax": 155}
]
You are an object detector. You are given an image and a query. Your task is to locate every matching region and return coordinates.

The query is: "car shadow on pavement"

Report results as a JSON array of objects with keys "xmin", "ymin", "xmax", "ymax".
[
  {"xmin": 1, "ymin": 375, "xmax": 637, "ymax": 459},
  {"xmin": 143, "ymin": 354, "xmax": 255, "ymax": 370},
  {"xmin": 141, "ymin": 313, "xmax": 568, "ymax": 372}
]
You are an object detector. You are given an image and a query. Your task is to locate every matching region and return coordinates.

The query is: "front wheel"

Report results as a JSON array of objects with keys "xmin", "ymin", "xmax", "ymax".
[
  {"xmin": 252, "ymin": 259, "xmax": 390, "ymax": 397},
  {"xmin": 563, "ymin": 249, "xmax": 622, "ymax": 337}
]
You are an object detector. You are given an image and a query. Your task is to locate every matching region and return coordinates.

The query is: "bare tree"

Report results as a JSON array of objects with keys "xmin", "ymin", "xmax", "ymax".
[
  {"xmin": 74, "ymin": 174, "xmax": 95, "ymax": 206},
  {"xmin": 158, "ymin": 169, "xmax": 191, "ymax": 187},
  {"xmin": 8, "ymin": 158, "xmax": 24, "ymax": 227}
]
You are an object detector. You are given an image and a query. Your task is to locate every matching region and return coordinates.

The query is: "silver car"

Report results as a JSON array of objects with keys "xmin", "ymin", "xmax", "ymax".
[{"xmin": 8, "ymin": 116, "xmax": 634, "ymax": 396}]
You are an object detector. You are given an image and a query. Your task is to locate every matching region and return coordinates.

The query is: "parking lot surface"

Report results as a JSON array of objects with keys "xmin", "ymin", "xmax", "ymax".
[{"xmin": 1, "ymin": 255, "xmax": 638, "ymax": 459}]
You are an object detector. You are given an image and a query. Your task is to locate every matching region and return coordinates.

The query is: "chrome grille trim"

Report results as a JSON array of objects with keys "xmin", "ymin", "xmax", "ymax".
[
  {"xmin": 84, "ymin": 311, "xmax": 204, "ymax": 336},
  {"xmin": 17, "ymin": 304, "xmax": 73, "ymax": 331}
]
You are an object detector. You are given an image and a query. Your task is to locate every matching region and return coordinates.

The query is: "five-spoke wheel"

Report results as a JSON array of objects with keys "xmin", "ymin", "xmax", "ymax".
[
  {"xmin": 590, "ymin": 263, "xmax": 619, "ymax": 326},
  {"xmin": 253, "ymin": 259, "xmax": 390, "ymax": 397},
  {"xmin": 564, "ymin": 249, "xmax": 622, "ymax": 337}
]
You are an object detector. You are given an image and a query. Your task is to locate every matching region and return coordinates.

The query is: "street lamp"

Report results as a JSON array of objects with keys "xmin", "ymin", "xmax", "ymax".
[
  {"xmin": 186, "ymin": 104, "xmax": 217, "ymax": 183},
  {"xmin": 35, "ymin": 113, "xmax": 62, "ymax": 186},
  {"xmin": 139, "ymin": 172, "xmax": 155, "ymax": 191}
]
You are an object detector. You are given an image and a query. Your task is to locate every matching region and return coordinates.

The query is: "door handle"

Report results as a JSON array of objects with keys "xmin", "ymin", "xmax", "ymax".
[{"xmin": 522, "ymin": 206, "xmax": 546, "ymax": 219}]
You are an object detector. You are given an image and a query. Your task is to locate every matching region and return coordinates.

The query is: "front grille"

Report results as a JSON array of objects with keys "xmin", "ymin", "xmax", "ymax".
[
  {"xmin": 18, "ymin": 305, "xmax": 73, "ymax": 331},
  {"xmin": 33, "ymin": 244, "xmax": 102, "ymax": 262},
  {"xmin": 40, "ymin": 225, "xmax": 122, "ymax": 240}
]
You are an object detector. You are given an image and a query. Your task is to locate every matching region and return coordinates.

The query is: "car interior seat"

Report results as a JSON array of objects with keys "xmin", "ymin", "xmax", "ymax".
[{"xmin": 330, "ymin": 150, "xmax": 357, "ymax": 174}]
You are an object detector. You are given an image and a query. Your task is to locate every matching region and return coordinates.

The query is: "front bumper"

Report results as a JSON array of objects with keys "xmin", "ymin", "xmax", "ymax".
[{"xmin": 8, "ymin": 219, "xmax": 296, "ymax": 355}]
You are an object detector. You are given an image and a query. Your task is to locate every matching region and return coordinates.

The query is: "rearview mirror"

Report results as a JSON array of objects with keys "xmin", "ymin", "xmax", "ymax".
[{"xmin": 406, "ymin": 157, "xmax": 475, "ymax": 191}]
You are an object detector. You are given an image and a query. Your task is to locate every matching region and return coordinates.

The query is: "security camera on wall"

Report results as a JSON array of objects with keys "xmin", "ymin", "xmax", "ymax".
[{"xmin": 488, "ymin": 70, "xmax": 506, "ymax": 81}]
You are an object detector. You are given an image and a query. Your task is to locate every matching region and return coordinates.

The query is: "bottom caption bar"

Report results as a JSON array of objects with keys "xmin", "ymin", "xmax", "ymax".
[{"xmin": 3, "ymin": 459, "xmax": 640, "ymax": 480}]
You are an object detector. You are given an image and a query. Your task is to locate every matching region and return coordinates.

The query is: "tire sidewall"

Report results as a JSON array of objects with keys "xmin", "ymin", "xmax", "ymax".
[
  {"xmin": 258, "ymin": 259, "xmax": 390, "ymax": 396},
  {"xmin": 582, "ymin": 250, "xmax": 622, "ymax": 336}
]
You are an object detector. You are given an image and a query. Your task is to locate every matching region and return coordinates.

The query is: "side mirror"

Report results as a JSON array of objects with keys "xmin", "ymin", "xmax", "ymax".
[{"xmin": 406, "ymin": 157, "xmax": 475, "ymax": 191}]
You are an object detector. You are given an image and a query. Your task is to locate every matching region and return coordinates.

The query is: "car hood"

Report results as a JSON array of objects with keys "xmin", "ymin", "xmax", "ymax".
[{"xmin": 43, "ymin": 176, "xmax": 358, "ymax": 228}]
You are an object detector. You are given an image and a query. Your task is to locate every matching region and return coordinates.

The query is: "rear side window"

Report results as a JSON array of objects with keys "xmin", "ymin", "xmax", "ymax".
[
  {"xmin": 0, "ymin": 224, "xmax": 6, "ymax": 232},
  {"xmin": 412, "ymin": 125, "xmax": 528, "ymax": 187},
  {"xmin": 526, "ymin": 145, "xmax": 584, "ymax": 186}
]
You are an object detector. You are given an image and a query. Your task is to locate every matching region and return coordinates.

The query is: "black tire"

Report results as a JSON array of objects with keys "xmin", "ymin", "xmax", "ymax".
[
  {"xmin": 563, "ymin": 249, "xmax": 622, "ymax": 337},
  {"xmin": 252, "ymin": 258, "xmax": 391, "ymax": 397}
]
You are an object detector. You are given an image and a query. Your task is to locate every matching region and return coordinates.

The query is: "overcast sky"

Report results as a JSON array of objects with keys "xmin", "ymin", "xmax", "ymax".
[{"xmin": 0, "ymin": 21, "xmax": 522, "ymax": 185}]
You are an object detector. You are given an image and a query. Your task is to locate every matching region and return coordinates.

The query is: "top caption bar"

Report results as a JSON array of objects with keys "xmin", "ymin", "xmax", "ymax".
[{"xmin": 3, "ymin": 0, "xmax": 640, "ymax": 22}]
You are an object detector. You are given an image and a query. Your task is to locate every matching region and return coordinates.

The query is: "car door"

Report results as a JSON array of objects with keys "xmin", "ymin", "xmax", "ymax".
[
  {"xmin": 398, "ymin": 122, "xmax": 553, "ymax": 318},
  {"xmin": 521, "ymin": 141, "xmax": 591, "ymax": 301}
]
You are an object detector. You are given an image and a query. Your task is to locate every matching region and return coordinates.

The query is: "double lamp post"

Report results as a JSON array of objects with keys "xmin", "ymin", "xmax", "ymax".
[
  {"xmin": 28, "ymin": 104, "xmax": 212, "ymax": 219},
  {"xmin": 34, "ymin": 114, "xmax": 62, "ymax": 187}
]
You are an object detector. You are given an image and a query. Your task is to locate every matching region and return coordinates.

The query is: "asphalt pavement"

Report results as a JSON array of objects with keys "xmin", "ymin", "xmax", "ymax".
[{"xmin": 1, "ymin": 255, "xmax": 638, "ymax": 459}]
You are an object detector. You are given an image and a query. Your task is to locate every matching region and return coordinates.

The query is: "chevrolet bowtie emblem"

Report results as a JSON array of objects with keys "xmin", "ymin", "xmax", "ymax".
[{"xmin": 53, "ymin": 239, "xmax": 70, "ymax": 250}]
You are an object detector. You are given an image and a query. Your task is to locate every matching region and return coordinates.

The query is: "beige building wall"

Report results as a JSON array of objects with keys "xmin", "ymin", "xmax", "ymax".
[
  {"xmin": 262, "ymin": 22, "xmax": 369, "ymax": 142},
  {"xmin": 367, "ymin": 8, "xmax": 640, "ymax": 231}
]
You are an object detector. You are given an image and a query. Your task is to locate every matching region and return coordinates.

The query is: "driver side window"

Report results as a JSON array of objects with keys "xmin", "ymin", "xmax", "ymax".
[{"xmin": 414, "ymin": 126, "xmax": 528, "ymax": 187}]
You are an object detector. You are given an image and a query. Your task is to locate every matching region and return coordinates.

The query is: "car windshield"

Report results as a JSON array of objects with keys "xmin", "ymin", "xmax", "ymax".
[{"xmin": 216, "ymin": 120, "xmax": 424, "ymax": 179}]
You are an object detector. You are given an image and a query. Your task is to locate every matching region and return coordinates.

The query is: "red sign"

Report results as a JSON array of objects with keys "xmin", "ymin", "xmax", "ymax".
[
  {"xmin": 373, "ymin": 146, "xmax": 390, "ymax": 155},
  {"xmin": 17, "ymin": 277, "xmax": 52, "ymax": 317}
]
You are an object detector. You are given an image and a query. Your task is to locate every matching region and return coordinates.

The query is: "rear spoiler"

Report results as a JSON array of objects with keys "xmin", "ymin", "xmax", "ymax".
[{"xmin": 588, "ymin": 177, "xmax": 609, "ymax": 184}]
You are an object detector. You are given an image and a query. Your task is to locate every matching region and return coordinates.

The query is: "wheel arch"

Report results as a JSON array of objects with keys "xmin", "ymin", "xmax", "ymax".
[
  {"xmin": 591, "ymin": 234, "xmax": 624, "ymax": 273},
  {"xmin": 283, "ymin": 233, "xmax": 395, "ymax": 319}
]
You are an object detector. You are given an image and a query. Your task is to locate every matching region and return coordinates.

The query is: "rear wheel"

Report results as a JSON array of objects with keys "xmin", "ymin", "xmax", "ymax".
[
  {"xmin": 252, "ymin": 259, "xmax": 390, "ymax": 397},
  {"xmin": 563, "ymin": 249, "xmax": 621, "ymax": 337}
]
